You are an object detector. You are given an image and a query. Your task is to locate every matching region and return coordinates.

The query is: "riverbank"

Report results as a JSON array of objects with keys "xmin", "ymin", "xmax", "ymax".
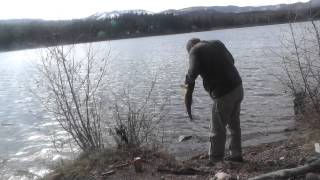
[{"xmin": 43, "ymin": 116, "xmax": 320, "ymax": 180}]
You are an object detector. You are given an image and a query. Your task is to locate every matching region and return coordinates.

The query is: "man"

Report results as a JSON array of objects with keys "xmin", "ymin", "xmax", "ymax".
[{"xmin": 183, "ymin": 38, "xmax": 244, "ymax": 165}]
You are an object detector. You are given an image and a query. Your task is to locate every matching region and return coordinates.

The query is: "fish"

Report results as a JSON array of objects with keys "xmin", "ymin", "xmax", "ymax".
[{"xmin": 1, "ymin": 122, "xmax": 14, "ymax": 126}]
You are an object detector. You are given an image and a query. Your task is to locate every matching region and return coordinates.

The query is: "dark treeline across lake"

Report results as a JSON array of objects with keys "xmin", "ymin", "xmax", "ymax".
[{"xmin": 1, "ymin": 2, "xmax": 320, "ymax": 51}]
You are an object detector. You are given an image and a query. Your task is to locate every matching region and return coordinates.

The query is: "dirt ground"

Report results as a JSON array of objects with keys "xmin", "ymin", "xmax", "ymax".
[
  {"xmin": 100, "ymin": 139, "xmax": 312, "ymax": 180},
  {"xmin": 45, "ymin": 121, "xmax": 320, "ymax": 180}
]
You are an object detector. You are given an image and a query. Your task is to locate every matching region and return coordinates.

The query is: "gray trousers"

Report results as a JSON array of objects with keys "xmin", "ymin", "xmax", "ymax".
[{"xmin": 209, "ymin": 84, "xmax": 244, "ymax": 160}]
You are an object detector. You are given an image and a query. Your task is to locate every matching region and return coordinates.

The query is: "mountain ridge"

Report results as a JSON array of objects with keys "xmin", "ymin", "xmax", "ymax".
[{"xmin": 89, "ymin": 0, "xmax": 320, "ymax": 20}]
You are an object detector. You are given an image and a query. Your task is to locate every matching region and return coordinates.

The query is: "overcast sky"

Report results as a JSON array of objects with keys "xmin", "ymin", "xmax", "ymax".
[{"xmin": 1, "ymin": 0, "xmax": 310, "ymax": 20}]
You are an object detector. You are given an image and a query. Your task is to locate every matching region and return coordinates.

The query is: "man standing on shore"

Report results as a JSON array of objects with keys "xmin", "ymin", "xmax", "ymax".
[{"xmin": 183, "ymin": 38, "xmax": 244, "ymax": 165}]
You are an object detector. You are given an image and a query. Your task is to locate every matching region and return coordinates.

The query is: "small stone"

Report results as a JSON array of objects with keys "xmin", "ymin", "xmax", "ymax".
[
  {"xmin": 315, "ymin": 143, "xmax": 320, "ymax": 153},
  {"xmin": 133, "ymin": 157, "xmax": 143, "ymax": 173},
  {"xmin": 306, "ymin": 173, "xmax": 320, "ymax": 180},
  {"xmin": 179, "ymin": 135, "xmax": 193, "ymax": 142},
  {"xmin": 210, "ymin": 172, "xmax": 233, "ymax": 180}
]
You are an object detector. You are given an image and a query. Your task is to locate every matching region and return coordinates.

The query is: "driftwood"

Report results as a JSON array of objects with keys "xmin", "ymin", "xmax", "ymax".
[
  {"xmin": 101, "ymin": 170, "xmax": 116, "ymax": 176},
  {"xmin": 158, "ymin": 166, "xmax": 209, "ymax": 175},
  {"xmin": 112, "ymin": 162, "xmax": 131, "ymax": 169},
  {"xmin": 248, "ymin": 159, "xmax": 320, "ymax": 180}
]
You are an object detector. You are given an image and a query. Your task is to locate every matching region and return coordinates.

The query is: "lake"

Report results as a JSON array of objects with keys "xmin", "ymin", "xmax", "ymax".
[{"xmin": 0, "ymin": 22, "xmax": 300, "ymax": 179}]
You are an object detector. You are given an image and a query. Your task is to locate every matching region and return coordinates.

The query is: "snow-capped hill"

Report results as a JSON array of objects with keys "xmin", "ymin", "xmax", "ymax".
[
  {"xmin": 88, "ymin": 0, "xmax": 320, "ymax": 20},
  {"xmin": 89, "ymin": 10, "xmax": 153, "ymax": 20}
]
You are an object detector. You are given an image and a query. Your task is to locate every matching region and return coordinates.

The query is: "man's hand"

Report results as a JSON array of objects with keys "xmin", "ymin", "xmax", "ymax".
[{"xmin": 182, "ymin": 84, "xmax": 194, "ymax": 120}]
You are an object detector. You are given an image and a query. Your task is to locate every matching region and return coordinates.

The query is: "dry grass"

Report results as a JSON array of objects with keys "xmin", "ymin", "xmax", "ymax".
[
  {"xmin": 44, "ymin": 149, "xmax": 117, "ymax": 180},
  {"xmin": 43, "ymin": 147, "xmax": 181, "ymax": 180}
]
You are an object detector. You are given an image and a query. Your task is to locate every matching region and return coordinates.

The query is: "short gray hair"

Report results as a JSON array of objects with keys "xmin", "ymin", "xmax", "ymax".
[{"xmin": 186, "ymin": 38, "xmax": 200, "ymax": 52}]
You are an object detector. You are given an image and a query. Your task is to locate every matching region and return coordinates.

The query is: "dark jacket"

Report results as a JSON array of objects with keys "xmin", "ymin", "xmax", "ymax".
[{"xmin": 185, "ymin": 40, "xmax": 242, "ymax": 98}]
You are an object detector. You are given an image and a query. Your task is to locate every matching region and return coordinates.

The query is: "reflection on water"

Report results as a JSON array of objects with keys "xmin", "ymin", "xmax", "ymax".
[{"xmin": 0, "ymin": 22, "xmax": 302, "ymax": 179}]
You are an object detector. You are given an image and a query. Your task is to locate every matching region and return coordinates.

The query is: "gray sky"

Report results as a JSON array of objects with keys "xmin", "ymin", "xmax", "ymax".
[{"xmin": 1, "ymin": 0, "xmax": 309, "ymax": 20}]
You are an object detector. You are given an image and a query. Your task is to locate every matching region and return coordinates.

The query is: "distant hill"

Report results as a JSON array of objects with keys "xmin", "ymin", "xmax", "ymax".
[
  {"xmin": 161, "ymin": 0, "xmax": 320, "ymax": 15},
  {"xmin": 0, "ymin": 19, "xmax": 44, "ymax": 24},
  {"xmin": 1, "ymin": 0, "xmax": 320, "ymax": 52},
  {"xmin": 88, "ymin": 0, "xmax": 320, "ymax": 20},
  {"xmin": 160, "ymin": 5, "xmax": 285, "ymax": 16},
  {"xmin": 2, "ymin": 0, "xmax": 320, "ymax": 22}
]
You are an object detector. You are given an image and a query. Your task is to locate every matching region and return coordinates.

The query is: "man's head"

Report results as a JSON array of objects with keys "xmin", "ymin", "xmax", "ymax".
[{"xmin": 186, "ymin": 38, "xmax": 201, "ymax": 53}]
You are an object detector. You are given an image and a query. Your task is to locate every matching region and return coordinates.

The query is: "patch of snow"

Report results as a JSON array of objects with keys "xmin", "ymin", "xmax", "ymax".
[{"xmin": 89, "ymin": 10, "xmax": 154, "ymax": 20}]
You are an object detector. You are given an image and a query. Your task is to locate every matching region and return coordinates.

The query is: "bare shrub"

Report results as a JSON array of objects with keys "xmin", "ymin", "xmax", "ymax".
[
  {"xmin": 35, "ymin": 43, "xmax": 170, "ymax": 154},
  {"xmin": 276, "ymin": 19, "xmax": 320, "ymax": 116},
  {"xmin": 35, "ymin": 44, "xmax": 109, "ymax": 152},
  {"xmin": 109, "ymin": 77, "xmax": 170, "ymax": 150}
]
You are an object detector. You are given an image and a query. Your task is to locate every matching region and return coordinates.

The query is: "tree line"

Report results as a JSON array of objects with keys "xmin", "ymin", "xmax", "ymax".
[{"xmin": 1, "ymin": 7, "xmax": 319, "ymax": 51}]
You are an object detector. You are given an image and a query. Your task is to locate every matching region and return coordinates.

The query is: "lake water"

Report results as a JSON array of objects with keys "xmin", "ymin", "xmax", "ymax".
[{"xmin": 0, "ymin": 22, "xmax": 302, "ymax": 179}]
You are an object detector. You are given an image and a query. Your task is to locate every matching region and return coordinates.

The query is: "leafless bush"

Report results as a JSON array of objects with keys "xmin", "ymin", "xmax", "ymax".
[
  {"xmin": 35, "ymin": 43, "xmax": 170, "ymax": 154},
  {"xmin": 36, "ymin": 44, "xmax": 109, "ymax": 152},
  {"xmin": 109, "ymin": 77, "xmax": 170, "ymax": 150},
  {"xmin": 277, "ymin": 19, "xmax": 320, "ymax": 116}
]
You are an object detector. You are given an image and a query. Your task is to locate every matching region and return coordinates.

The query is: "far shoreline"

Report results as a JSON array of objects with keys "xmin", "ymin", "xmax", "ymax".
[{"xmin": 0, "ymin": 20, "xmax": 312, "ymax": 53}]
